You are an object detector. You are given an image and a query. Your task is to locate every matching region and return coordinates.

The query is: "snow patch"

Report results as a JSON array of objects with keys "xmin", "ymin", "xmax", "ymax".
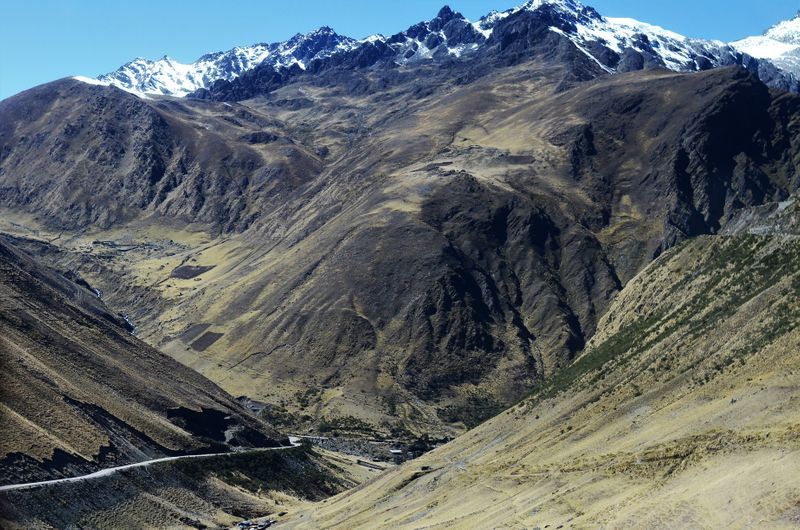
[
  {"xmin": 72, "ymin": 75, "xmax": 107, "ymax": 86},
  {"xmin": 730, "ymin": 14, "xmax": 800, "ymax": 77},
  {"xmin": 733, "ymin": 36, "xmax": 798, "ymax": 59},
  {"xmin": 73, "ymin": 76, "xmax": 150, "ymax": 98}
]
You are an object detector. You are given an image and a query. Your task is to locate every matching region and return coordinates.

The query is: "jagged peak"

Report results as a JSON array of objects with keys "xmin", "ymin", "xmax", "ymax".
[
  {"xmin": 436, "ymin": 5, "xmax": 456, "ymax": 19},
  {"xmin": 518, "ymin": 0, "xmax": 585, "ymax": 14},
  {"xmin": 434, "ymin": 5, "xmax": 468, "ymax": 23},
  {"xmin": 308, "ymin": 25, "xmax": 340, "ymax": 37},
  {"xmin": 285, "ymin": 26, "xmax": 350, "ymax": 47},
  {"xmin": 513, "ymin": 0, "xmax": 603, "ymax": 25}
]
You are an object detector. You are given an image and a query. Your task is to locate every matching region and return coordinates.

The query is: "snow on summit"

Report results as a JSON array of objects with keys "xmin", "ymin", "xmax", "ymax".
[
  {"xmin": 89, "ymin": 28, "xmax": 357, "ymax": 97},
  {"xmin": 76, "ymin": 1, "xmax": 799, "ymax": 98},
  {"xmin": 732, "ymin": 13, "xmax": 800, "ymax": 77},
  {"xmin": 514, "ymin": 0, "xmax": 737, "ymax": 72},
  {"xmin": 764, "ymin": 14, "xmax": 800, "ymax": 44}
]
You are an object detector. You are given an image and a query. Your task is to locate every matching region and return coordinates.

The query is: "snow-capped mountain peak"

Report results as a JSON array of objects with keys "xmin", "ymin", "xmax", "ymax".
[
  {"xmin": 507, "ymin": 0, "xmax": 737, "ymax": 73},
  {"xmin": 79, "ymin": 1, "xmax": 799, "ymax": 98},
  {"xmin": 764, "ymin": 13, "xmax": 800, "ymax": 44},
  {"xmin": 377, "ymin": 5, "xmax": 489, "ymax": 63},
  {"xmin": 731, "ymin": 13, "xmax": 800, "ymax": 78},
  {"xmin": 519, "ymin": 0, "xmax": 587, "ymax": 13},
  {"xmin": 473, "ymin": 10, "xmax": 510, "ymax": 37},
  {"xmin": 92, "ymin": 27, "xmax": 356, "ymax": 97}
]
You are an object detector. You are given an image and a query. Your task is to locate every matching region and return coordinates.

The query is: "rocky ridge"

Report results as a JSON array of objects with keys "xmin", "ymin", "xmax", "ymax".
[{"xmin": 83, "ymin": 1, "xmax": 799, "ymax": 99}]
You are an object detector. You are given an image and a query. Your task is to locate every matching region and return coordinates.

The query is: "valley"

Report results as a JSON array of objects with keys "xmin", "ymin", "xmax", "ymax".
[
  {"xmin": 1, "ymin": 0, "xmax": 800, "ymax": 527},
  {"xmin": 3, "ymin": 57, "xmax": 798, "ymax": 436},
  {"xmin": 0, "ymin": 231, "xmax": 390, "ymax": 527},
  {"xmin": 279, "ymin": 208, "xmax": 800, "ymax": 528}
]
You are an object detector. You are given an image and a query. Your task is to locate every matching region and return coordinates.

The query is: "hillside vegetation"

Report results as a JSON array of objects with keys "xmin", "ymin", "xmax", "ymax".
[{"xmin": 280, "ymin": 225, "xmax": 800, "ymax": 528}]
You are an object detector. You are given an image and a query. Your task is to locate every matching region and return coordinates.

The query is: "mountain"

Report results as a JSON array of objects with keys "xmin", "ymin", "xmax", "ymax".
[
  {"xmin": 85, "ymin": 0, "xmax": 798, "ymax": 98},
  {"xmin": 279, "ymin": 202, "xmax": 800, "ymax": 528},
  {"xmin": 3, "ymin": 54, "xmax": 799, "ymax": 436},
  {"xmin": 733, "ymin": 13, "xmax": 800, "ymax": 77},
  {"xmin": 0, "ymin": 78, "xmax": 322, "ymax": 232},
  {"xmin": 3, "ymin": 1, "xmax": 800, "ymax": 527},
  {"xmin": 0, "ymin": 235, "xmax": 283, "ymax": 485},
  {"xmin": 90, "ymin": 27, "xmax": 359, "ymax": 96},
  {"xmin": 490, "ymin": 0, "xmax": 742, "ymax": 72}
]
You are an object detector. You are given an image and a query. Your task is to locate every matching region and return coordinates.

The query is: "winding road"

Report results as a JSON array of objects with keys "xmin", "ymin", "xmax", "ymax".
[{"xmin": 0, "ymin": 443, "xmax": 301, "ymax": 493}]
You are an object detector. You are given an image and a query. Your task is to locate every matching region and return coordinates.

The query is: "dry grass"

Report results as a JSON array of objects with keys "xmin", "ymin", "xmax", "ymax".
[{"xmin": 278, "ymin": 234, "xmax": 800, "ymax": 528}]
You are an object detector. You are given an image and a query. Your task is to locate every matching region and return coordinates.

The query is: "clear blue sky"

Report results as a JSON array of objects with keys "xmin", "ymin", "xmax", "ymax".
[{"xmin": 1, "ymin": 0, "xmax": 797, "ymax": 100}]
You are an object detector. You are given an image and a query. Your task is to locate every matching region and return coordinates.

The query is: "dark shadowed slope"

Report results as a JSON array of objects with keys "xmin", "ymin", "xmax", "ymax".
[
  {"xmin": 0, "ymin": 236, "xmax": 283, "ymax": 485},
  {"xmin": 281, "ymin": 201, "xmax": 800, "ymax": 528}
]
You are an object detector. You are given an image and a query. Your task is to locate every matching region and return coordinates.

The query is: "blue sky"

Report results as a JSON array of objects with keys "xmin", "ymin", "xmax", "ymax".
[{"xmin": 1, "ymin": 0, "xmax": 797, "ymax": 100}]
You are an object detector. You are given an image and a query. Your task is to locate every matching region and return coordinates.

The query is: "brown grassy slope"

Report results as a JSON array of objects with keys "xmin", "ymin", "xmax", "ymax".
[
  {"xmin": 145, "ymin": 66, "xmax": 800, "ymax": 433},
  {"xmin": 0, "ymin": 446, "xmax": 371, "ymax": 530},
  {"xmin": 281, "ymin": 229, "xmax": 800, "ymax": 528},
  {"xmin": 3, "ymin": 64, "xmax": 800, "ymax": 435},
  {"xmin": 0, "ymin": 236, "xmax": 281, "ymax": 485}
]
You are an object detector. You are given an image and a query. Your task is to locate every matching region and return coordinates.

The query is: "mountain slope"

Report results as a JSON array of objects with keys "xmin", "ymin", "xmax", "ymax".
[
  {"xmin": 0, "ymin": 446, "xmax": 371, "ymax": 529},
  {"xmin": 85, "ymin": 1, "xmax": 797, "ymax": 99},
  {"xmin": 280, "ymin": 211, "xmax": 800, "ymax": 528},
  {"xmin": 0, "ymin": 78, "xmax": 322, "ymax": 232},
  {"xmin": 3, "ymin": 60, "xmax": 799, "ymax": 435},
  {"xmin": 0, "ymin": 236, "xmax": 283, "ymax": 485}
]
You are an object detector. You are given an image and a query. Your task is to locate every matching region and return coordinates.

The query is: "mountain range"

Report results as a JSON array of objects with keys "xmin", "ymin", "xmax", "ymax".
[
  {"xmin": 3, "ymin": 32, "xmax": 799, "ymax": 435},
  {"xmin": 2, "ymin": 0, "xmax": 800, "ymax": 527},
  {"xmin": 82, "ymin": 0, "xmax": 800, "ymax": 97}
]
